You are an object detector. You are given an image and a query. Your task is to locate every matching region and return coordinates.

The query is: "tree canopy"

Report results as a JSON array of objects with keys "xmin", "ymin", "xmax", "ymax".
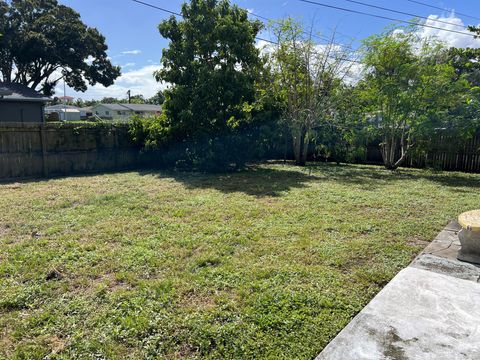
[
  {"xmin": 132, "ymin": 2, "xmax": 480, "ymax": 172},
  {"xmin": 155, "ymin": 0, "xmax": 264, "ymax": 142},
  {"xmin": 268, "ymin": 18, "xmax": 357, "ymax": 165},
  {"xmin": 0, "ymin": 0, "xmax": 120, "ymax": 95},
  {"xmin": 358, "ymin": 30, "xmax": 476, "ymax": 169}
]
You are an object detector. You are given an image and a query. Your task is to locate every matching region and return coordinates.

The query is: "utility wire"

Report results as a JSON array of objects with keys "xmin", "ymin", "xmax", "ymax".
[
  {"xmin": 248, "ymin": 11, "xmax": 359, "ymax": 53},
  {"xmin": 299, "ymin": 0, "xmax": 475, "ymax": 38},
  {"xmin": 130, "ymin": 0, "xmax": 363, "ymax": 65},
  {"xmin": 406, "ymin": 0, "xmax": 480, "ymax": 22},
  {"xmin": 133, "ymin": 0, "xmax": 359, "ymax": 53},
  {"xmin": 342, "ymin": 0, "xmax": 466, "ymax": 29},
  {"xmin": 131, "ymin": 0, "xmax": 181, "ymax": 16}
]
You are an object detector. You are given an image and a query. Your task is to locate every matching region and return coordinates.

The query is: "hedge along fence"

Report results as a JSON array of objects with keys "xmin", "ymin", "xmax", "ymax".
[{"xmin": 0, "ymin": 122, "xmax": 141, "ymax": 181}]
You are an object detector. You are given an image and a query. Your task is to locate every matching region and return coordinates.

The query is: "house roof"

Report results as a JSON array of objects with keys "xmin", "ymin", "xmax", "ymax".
[
  {"xmin": 94, "ymin": 103, "xmax": 128, "ymax": 111},
  {"xmin": 93, "ymin": 103, "xmax": 162, "ymax": 112},
  {"xmin": 0, "ymin": 82, "xmax": 50, "ymax": 103},
  {"xmin": 122, "ymin": 104, "xmax": 162, "ymax": 112}
]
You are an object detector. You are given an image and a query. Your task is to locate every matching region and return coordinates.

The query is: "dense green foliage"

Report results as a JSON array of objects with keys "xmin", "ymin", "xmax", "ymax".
[
  {"xmin": 130, "ymin": 0, "xmax": 283, "ymax": 171},
  {"xmin": 156, "ymin": 0, "xmax": 264, "ymax": 141},
  {"xmin": 129, "ymin": 114, "xmax": 285, "ymax": 172},
  {"xmin": 129, "ymin": 1, "xmax": 479, "ymax": 171},
  {"xmin": 2, "ymin": 164, "xmax": 480, "ymax": 358},
  {"xmin": 358, "ymin": 30, "xmax": 478, "ymax": 169},
  {"xmin": 0, "ymin": 0, "xmax": 120, "ymax": 95}
]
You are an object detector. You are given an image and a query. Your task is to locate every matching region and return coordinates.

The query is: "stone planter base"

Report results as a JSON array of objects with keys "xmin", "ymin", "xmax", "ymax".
[{"xmin": 457, "ymin": 228, "xmax": 480, "ymax": 265}]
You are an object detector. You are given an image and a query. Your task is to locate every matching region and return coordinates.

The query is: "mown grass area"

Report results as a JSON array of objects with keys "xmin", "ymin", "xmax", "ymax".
[{"xmin": 1, "ymin": 162, "xmax": 479, "ymax": 359}]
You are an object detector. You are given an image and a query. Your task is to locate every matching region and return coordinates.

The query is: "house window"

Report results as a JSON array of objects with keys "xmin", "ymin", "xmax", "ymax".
[{"xmin": 106, "ymin": 111, "xmax": 110, "ymax": 115}]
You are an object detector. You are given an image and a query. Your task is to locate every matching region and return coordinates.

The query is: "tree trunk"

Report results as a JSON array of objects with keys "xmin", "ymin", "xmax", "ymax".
[
  {"xmin": 301, "ymin": 132, "xmax": 309, "ymax": 165},
  {"xmin": 381, "ymin": 136, "xmax": 408, "ymax": 170},
  {"xmin": 293, "ymin": 127, "xmax": 307, "ymax": 166}
]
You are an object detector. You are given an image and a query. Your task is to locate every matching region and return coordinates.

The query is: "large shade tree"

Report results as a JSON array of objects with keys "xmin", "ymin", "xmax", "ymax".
[
  {"xmin": 155, "ymin": 0, "xmax": 263, "ymax": 142},
  {"xmin": 0, "ymin": 0, "xmax": 120, "ymax": 95}
]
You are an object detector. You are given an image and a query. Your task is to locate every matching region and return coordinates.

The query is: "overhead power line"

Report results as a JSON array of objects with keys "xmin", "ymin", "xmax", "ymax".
[
  {"xmin": 342, "ymin": 0, "xmax": 466, "ymax": 29},
  {"xmin": 131, "ymin": 0, "xmax": 181, "ymax": 16},
  {"xmin": 130, "ymin": 0, "xmax": 363, "ymax": 64},
  {"xmin": 248, "ymin": 11, "xmax": 359, "ymax": 53},
  {"xmin": 299, "ymin": 0, "xmax": 475, "ymax": 38},
  {"xmin": 406, "ymin": 0, "xmax": 480, "ymax": 22},
  {"xmin": 132, "ymin": 0, "xmax": 359, "ymax": 53}
]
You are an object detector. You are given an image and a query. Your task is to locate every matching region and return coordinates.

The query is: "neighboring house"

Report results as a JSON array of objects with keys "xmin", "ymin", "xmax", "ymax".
[
  {"xmin": 79, "ymin": 107, "xmax": 93, "ymax": 119},
  {"xmin": 122, "ymin": 104, "xmax": 163, "ymax": 116},
  {"xmin": 91, "ymin": 103, "xmax": 162, "ymax": 120},
  {"xmin": 91, "ymin": 104, "xmax": 127, "ymax": 119},
  {"xmin": 0, "ymin": 82, "xmax": 50, "ymax": 123},
  {"xmin": 44, "ymin": 104, "xmax": 81, "ymax": 121}
]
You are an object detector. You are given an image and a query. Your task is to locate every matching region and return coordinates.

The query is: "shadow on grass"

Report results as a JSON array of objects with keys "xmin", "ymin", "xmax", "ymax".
[
  {"xmin": 135, "ymin": 159, "xmax": 467, "ymax": 197},
  {"xmin": 145, "ymin": 161, "xmax": 480, "ymax": 196},
  {"xmin": 138, "ymin": 165, "xmax": 323, "ymax": 197},
  {"xmin": 304, "ymin": 162, "xmax": 480, "ymax": 190},
  {"xmin": 2, "ymin": 161, "xmax": 478, "ymax": 196}
]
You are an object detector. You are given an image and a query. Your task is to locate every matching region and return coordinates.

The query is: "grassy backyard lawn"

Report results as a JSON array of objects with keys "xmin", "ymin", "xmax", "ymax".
[{"xmin": 1, "ymin": 163, "xmax": 479, "ymax": 359}]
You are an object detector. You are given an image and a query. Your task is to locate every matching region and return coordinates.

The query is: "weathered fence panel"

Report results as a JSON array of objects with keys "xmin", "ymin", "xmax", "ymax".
[
  {"xmin": 365, "ymin": 131, "xmax": 480, "ymax": 173},
  {"xmin": 0, "ymin": 123, "xmax": 141, "ymax": 181}
]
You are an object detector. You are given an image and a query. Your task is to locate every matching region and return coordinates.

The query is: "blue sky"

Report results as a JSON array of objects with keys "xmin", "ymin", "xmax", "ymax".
[{"xmin": 58, "ymin": 0, "xmax": 480, "ymax": 100}]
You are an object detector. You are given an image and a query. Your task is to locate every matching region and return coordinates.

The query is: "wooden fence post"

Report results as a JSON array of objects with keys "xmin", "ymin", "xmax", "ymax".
[{"xmin": 39, "ymin": 124, "xmax": 48, "ymax": 177}]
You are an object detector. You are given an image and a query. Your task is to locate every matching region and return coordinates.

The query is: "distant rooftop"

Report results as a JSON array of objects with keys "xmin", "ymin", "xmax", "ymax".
[
  {"xmin": 95, "ymin": 103, "xmax": 162, "ymax": 112},
  {"xmin": 0, "ymin": 82, "xmax": 50, "ymax": 102},
  {"xmin": 122, "ymin": 104, "xmax": 162, "ymax": 112}
]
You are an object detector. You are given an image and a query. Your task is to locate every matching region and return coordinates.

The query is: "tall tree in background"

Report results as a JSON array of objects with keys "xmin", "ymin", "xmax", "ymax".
[
  {"xmin": 268, "ymin": 18, "xmax": 357, "ymax": 166},
  {"xmin": 0, "ymin": 0, "xmax": 120, "ymax": 95},
  {"xmin": 155, "ymin": 0, "xmax": 263, "ymax": 141},
  {"xmin": 147, "ymin": 90, "xmax": 165, "ymax": 105},
  {"xmin": 360, "ymin": 30, "xmax": 475, "ymax": 170}
]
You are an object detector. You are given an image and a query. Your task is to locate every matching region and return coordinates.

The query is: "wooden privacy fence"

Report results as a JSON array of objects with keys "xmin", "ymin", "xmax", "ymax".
[
  {"xmin": 0, "ymin": 122, "xmax": 141, "ymax": 181},
  {"xmin": 1, "ymin": 123, "xmax": 480, "ymax": 181},
  {"xmin": 407, "ymin": 132, "xmax": 480, "ymax": 172},
  {"xmin": 366, "ymin": 131, "xmax": 480, "ymax": 173}
]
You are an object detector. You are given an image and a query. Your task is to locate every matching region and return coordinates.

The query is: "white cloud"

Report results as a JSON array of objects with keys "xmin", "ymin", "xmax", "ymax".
[
  {"xmin": 256, "ymin": 38, "xmax": 363, "ymax": 84},
  {"xmin": 121, "ymin": 50, "xmax": 142, "ymax": 55},
  {"xmin": 56, "ymin": 65, "xmax": 165, "ymax": 100},
  {"xmin": 417, "ymin": 15, "xmax": 480, "ymax": 48},
  {"xmin": 256, "ymin": 39, "xmax": 274, "ymax": 56},
  {"xmin": 123, "ymin": 62, "xmax": 136, "ymax": 68}
]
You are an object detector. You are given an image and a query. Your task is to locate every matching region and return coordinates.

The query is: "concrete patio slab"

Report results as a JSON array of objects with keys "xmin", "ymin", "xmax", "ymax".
[{"xmin": 317, "ymin": 222, "xmax": 480, "ymax": 360}]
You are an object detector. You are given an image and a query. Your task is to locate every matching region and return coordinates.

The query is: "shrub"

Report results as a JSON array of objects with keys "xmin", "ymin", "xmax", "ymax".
[{"xmin": 129, "ymin": 115, "xmax": 285, "ymax": 172}]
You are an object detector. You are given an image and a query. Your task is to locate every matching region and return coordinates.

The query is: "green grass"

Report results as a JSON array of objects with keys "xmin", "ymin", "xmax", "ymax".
[{"xmin": 1, "ymin": 162, "xmax": 479, "ymax": 359}]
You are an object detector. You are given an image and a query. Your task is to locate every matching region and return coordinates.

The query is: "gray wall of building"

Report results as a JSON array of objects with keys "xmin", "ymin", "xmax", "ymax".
[{"xmin": 0, "ymin": 101, "xmax": 44, "ymax": 123}]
